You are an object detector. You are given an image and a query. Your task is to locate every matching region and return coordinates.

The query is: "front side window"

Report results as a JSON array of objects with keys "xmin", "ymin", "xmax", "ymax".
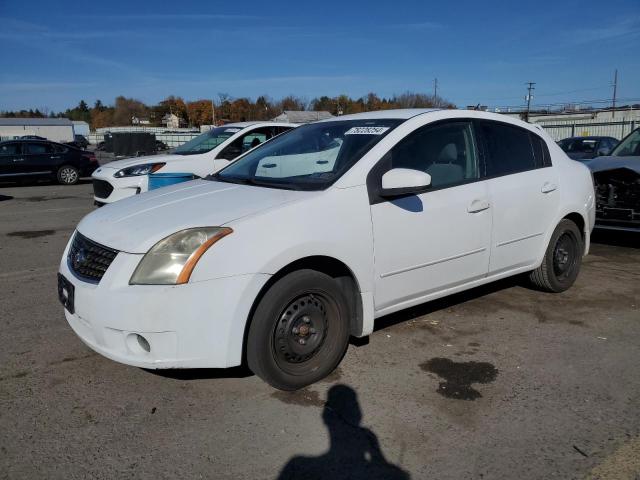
[
  {"xmin": 172, "ymin": 127, "xmax": 240, "ymax": 156},
  {"xmin": 611, "ymin": 129, "xmax": 640, "ymax": 157},
  {"xmin": 0, "ymin": 143, "xmax": 20, "ymax": 155},
  {"xmin": 385, "ymin": 121, "xmax": 478, "ymax": 188},
  {"xmin": 478, "ymin": 121, "xmax": 537, "ymax": 177},
  {"xmin": 214, "ymin": 119, "xmax": 402, "ymax": 190}
]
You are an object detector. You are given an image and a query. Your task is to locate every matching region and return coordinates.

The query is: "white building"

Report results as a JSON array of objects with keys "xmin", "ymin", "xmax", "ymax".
[
  {"xmin": 272, "ymin": 111, "xmax": 333, "ymax": 123},
  {"xmin": 0, "ymin": 118, "xmax": 75, "ymax": 142},
  {"xmin": 72, "ymin": 120, "xmax": 90, "ymax": 137},
  {"xmin": 162, "ymin": 113, "xmax": 181, "ymax": 129}
]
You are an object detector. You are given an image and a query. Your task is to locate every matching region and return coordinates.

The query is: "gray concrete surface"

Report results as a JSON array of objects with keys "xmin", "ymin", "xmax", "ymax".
[{"xmin": 0, "ymin": 181, "xmax": 639, "ymax": 480}]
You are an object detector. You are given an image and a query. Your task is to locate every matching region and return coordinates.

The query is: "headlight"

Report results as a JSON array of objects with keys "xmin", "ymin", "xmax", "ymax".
[
  {"xmin": 130, "ymin": 227, "xmax": 233, "ymax": 285},
  {"xmin": 114, "ymin": 163, "xmax": 166, "ymax": 178}
]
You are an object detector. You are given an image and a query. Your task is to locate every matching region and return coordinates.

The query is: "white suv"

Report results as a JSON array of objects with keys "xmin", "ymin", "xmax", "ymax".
[
  {"xmin": 59, "ymin": 109, "xmax": 595, "ymax": 390},
  {"xmin": 91, "ymin": 122, "xmax": 296, "ymax": 205}
]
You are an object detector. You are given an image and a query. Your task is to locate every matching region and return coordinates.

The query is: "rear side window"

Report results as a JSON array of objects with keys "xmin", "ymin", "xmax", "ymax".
[
  {"xmin": 26, "ymin": 143, "xmax": 53, "ymax": 154},
  {"xmin": 478, "ymin": 121, "xmax": 537, "ymax": 177},
  {"xmin": 0, "ymin": 143, "xmax": 21, "ymax": 155},
  {"xmin": 530, "ymin": 133, "xmax": 552, "ymax": 168}
]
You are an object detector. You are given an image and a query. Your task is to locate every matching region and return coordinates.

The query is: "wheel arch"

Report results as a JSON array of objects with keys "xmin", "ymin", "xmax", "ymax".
[{"xmin": 241, "ymin": 255, "xmax": 365, "ymax": 364}]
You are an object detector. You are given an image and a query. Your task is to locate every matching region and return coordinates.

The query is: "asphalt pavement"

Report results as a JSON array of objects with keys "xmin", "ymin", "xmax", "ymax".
[{"xmin": 0, "ymin": 181, "xmax": 638, "ymax": 479}]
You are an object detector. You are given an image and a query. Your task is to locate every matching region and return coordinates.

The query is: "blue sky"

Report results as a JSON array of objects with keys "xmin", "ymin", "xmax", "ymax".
[{"xmin": 1, "ymin": 0, "xmax": 638, "ymax": 112}]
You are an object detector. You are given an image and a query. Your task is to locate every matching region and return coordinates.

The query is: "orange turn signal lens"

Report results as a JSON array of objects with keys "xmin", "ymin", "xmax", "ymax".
[{"xmin": 175, "ymin": 227, "xmax": 233, "ymax": 284}]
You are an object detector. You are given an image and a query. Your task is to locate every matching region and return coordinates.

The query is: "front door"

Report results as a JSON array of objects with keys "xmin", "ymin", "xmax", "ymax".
[
  {"xmin": 369, "ymin": 120, "xmax": 492, "ymax": 312},
  {"xmin": 0, "ymin": 142, "xmax": 23, "ymax": 178}
]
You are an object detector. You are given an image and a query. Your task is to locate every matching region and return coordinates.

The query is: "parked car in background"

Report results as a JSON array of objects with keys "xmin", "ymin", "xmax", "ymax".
[
  {"xmin": 91, "ymin": 122, "xmax": 296, "ymax": 205},
  {"xmin": 584, "ymin": 128, "xmax": 640, "ymax": 231},
  {"xmin": 59, "ymin": 109, "xmax": 594, "ymax": 390},
  {"xmin": 557, "ymin": 136, "xmax": 618, "ymax": 160},
  {"xmin": 65, "ymin": 134, "xmax": 89, "ymax": 150},
  {"xmin": 20, "ymin": 135, "xmax": 47, "ymax": 140},
  {"xmin": 0, "ymin": 139, "xmax": 97, "ymax": 185}
]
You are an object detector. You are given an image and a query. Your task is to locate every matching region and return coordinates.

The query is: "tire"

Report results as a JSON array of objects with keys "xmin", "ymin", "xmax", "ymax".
[
  {"xmin": 56, "ymin": 165, "xmax": 80, "ymax": 185},
  {"xmin": 247, "ymin": 269, "xmax": 350, "ymax": 390},
  {"xmin": 528, "ymin": 219, "xmax": 583, "ymax": 293}
]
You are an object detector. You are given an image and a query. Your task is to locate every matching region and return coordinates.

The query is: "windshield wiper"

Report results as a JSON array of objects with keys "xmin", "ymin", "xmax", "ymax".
[{"xmin": 210, "ymin": 175, "xmax": 301, "ymax": 190}]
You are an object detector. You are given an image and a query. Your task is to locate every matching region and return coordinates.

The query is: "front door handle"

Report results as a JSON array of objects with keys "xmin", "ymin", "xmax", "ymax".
[
  {"xmin": 13, "ymin": 158, "xmax": 24, "ymax": 162},
  {"xmin": 467, "ymin": 199, "xmax": 490, "ymax": 213},
  {"xmin": 50, "ymin": 156, "xmax": 61, "ymax": 159},
  {"xmin": 541, "ymin": 182, "xmax": 557, "ymax": 193}
]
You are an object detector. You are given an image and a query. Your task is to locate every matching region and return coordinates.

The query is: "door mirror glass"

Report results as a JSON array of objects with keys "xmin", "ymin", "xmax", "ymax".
[
  {"xmin": 380, "ymin": 168, "xmax": 431, "ymax": 197},
  {"xmin": 597, "ymin": 147, "xmax": 611, "ymax": 156}
]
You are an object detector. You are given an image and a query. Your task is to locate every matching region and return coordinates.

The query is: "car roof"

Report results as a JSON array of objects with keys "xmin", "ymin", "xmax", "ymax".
[
  {"xmin": 318, "ymin": 109, "xmax": 441, "ymax": 122},
  {"xmin": 221, "ymin": 121, "xmax": 299, "ymax": 128},
  {"xmin": 562, "ymin": 136, "xmax": 615, "ymax": 141}
]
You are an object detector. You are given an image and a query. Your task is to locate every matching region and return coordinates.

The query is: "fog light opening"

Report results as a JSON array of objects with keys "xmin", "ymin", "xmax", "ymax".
[{"xmin": 136, "ymin": 334, "xmax": 151, "ymax": 353}]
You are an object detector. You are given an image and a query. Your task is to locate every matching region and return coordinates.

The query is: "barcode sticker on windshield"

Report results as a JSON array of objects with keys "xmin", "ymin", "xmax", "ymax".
[
  {"xmin": 225, "ymin": 128, "xmax": 241, "ymax": 133},
  {"xmin": 345, "ymin": 126, "xmax": 389, "ymax": 135}
]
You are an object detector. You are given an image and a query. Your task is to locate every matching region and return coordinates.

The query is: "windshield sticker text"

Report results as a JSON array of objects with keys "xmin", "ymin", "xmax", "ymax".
[{"xmin": 344, "ymin": 127, "xmax": 390, "ymax": 135}]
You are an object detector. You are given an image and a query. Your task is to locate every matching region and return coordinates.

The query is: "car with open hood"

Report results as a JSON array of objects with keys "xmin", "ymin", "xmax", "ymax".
[
  {"xmin": 59, "ymin": 109, "xmax": 594, "ymax": 390},
  {"xmin": 583, "ymin": 128, "xmax": 640, "ymax": 232},
  {"xmin": 91, "ymin": 122, "xmax": 296, "ymax": 205}
]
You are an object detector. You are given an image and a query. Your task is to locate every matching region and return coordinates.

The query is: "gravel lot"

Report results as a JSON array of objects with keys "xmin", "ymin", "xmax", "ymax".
[{"xmin": 1, "ymin": 181, "xmax": 639, "ymax": 480}]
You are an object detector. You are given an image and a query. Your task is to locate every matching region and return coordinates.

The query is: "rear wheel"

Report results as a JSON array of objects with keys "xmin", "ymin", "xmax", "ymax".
[
  {"xmin": 528, "ymin": 219, "xmax": 583, "ymax": 292},
  {"xmin": 56, "ymin": 165, "xmax": 80, "ymax": 185},
  {"xmin": 247, "ymin": 270, "xmax": 350, "ymax": 390}
]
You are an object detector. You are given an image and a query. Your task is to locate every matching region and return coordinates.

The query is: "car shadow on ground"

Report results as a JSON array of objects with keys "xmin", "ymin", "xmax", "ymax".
[
  {"xmin": 591, "ymin": 229, "xmax": 639, "ymax": 249},
  {"xmin": 0, "ymin": 178, "xmax": 92, "ymax": 188},
  {"xmin": 0, "ymin": 194, "xmax": 14, "ymax": 201},
  {"xmin": 277, "ymin": 384, "xmax": 410, "ymax": 480},
  {"xmin": 144, "ymin": 365, "xmax": 253, "ymax": 381},
  {"xmin": 370, "ymin": 276, "xmax": 522, "ymax": 335}
]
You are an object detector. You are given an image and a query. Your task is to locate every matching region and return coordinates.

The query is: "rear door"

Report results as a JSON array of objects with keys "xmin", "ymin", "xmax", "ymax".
[
  {"xmin": 476, "ymin": 120, "xmax": 559, "ymax": 274},
  {"xmin": 0, "ymin": 142, "xmax": 24, "ymax": 177}
]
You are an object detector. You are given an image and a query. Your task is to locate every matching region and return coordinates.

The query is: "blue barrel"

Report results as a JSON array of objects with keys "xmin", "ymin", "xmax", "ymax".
[{"xmin": 148, "ymin": 172, "xmax": 197, "ymax": 191}]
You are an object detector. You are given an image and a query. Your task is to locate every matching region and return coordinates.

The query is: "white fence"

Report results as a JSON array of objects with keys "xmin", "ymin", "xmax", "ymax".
[{"xmin": 534, "ymin": 119, "xmax": 637, "ymax": 141}]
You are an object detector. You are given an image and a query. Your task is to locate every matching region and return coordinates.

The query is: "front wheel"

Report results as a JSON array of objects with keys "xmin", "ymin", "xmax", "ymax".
[
  {"xmin": 56, "ymin": 165, "xmax": 80, "ymax": 185},
  {"xmin": 247, "ymin": 270, "xmax": 350, "ymax": 390},
  {"xmin": 528, "ymin": 219, "xmax": 583, "ymax": 293}
]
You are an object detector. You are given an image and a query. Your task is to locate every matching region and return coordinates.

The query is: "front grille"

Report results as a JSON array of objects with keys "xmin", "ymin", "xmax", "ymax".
[
  {"xmin": 93, "ymin": 179, "xmax": 114, "ymax": 199},
  {"xmin": 68, "ymin": 232, "xmax": 118, "ymax": 283}
]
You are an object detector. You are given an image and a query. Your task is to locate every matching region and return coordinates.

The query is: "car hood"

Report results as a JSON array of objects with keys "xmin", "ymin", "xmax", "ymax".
[
  {"xmin": 584, "ymin": 156, "xmax": 640, "ymax": 174},
  {"xmin": 77, "ymin": 179, "xmax": 312, "ymax": 253},
  {"xmin": 98, "ymin": 153, "xmax": 181, "ymax": 170}
]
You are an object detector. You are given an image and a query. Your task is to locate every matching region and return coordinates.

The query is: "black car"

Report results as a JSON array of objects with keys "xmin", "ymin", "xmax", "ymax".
[
  {"xmin": 65, "ymin": 134, "xmax": 90, "ymax": 149},
  {"xmin": 0, "ymin": 139, "xmax": 98, "ymax": 185},
  {"xmin": 557, "ymin": 136, "xmax": 618, "ymax": 160}
]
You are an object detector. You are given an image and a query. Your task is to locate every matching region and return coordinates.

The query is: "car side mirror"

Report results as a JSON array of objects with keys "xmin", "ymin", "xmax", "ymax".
[
  {"xmin": 217, "ymin": 147, "xmax": 241, "ymax": 160},
  {"xmin": 380, "ymin": 168, "xmax": 432, "ymax": 197},
  {"xmin": 597, "ymin": 147, "xmax": 610, "ymax": 156}
]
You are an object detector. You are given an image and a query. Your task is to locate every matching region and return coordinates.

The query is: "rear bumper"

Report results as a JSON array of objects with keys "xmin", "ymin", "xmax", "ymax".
[{"xmin": 59, "ymin": 239, "xmax": 271, "ymax": 368}]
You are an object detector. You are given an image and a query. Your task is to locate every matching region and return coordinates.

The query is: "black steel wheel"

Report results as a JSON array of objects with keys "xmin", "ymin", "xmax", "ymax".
[
  {"xmin": 529, "ymin": 219, "xmax": 583, "ymax": 293},
  {"xmin": 247, "ymin": 270, "xmax": 350, "ymax": 390}
]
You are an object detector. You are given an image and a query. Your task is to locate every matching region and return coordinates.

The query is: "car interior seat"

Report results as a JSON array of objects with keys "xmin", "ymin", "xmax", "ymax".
[{"xmin": 426, "ymin": 143, "xmax": 464, "ymax": 186}]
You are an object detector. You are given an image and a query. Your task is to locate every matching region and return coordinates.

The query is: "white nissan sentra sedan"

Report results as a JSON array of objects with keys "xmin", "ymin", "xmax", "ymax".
[
  {"xmin": 59, "ymin": 109, "xmax": 595, "ymax": 390},
  {"xmin": 91, "ymin": 122, "xmax": 296, "ymax": 205}
]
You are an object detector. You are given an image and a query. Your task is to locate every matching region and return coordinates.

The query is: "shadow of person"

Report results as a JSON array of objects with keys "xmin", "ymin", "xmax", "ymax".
[{"xmin": 278, "ymin": 385, "xmax": 410, "ymax": 480}]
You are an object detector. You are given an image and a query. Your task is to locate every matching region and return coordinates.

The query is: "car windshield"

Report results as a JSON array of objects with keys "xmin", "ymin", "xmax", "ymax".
[
  {"xmin": 611, "ymin": 129, "xmax": 640, "ymax": 157},
  {"xmin": 172, "ymin": 126, "xmax": 242, "ymax": 155},
  {"xmin": 212, "ymin": 119, "xmax": 402, "ymax": 191}
]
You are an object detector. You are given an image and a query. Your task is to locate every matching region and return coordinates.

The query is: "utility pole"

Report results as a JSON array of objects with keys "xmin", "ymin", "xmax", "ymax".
[
  {"xmin": 525, "ymin": 82, "xmax": 536, "ymax": 122},
  {"xmin": 612, "ymin": 69, "xmax": 618, "ymax": 119},
  {"xmin": 211, "ymin": 99, "xmax": 215, "ymax": 126},
  {"xmin": 433, "ymin": 78, "xmax": 438, "ymax": 99}
]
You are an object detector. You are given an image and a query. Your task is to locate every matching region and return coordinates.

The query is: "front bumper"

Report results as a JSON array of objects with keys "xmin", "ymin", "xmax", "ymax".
[
  {"xmin": 91, "ymin": 168, "xmax": 149, "ymax": 204},
  {"xmin": 59, "ymin": 239, "xmax": 270, "ymax": 369}
]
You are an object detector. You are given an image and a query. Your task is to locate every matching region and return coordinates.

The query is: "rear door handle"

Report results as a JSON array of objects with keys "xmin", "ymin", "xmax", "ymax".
[
  {"xmin": 541, "ymin": 182, "xmax": 557, "ymax": 193},
  {"xmin": 467, "ymin": 199, "xmax": 490, "ymax": 213},
  {"xmin": 50, "ymin": 156, "xmax": 61, "ymax": 159},
  {"xmin": 13, "ymin": 158, "xmax": 24, "ymax": 162}
]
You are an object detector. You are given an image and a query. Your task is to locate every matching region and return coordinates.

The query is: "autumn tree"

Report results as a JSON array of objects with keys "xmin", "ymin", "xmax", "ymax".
[{"xmin": 186, "ymin": 100, "xmax": 213, "ymax": 127}]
